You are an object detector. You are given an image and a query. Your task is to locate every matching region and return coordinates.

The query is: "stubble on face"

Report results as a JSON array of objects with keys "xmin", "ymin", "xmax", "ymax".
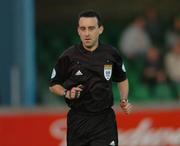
[{"xmin": 78, "ymin": 17, "xmax": 102, "ymax": 51}]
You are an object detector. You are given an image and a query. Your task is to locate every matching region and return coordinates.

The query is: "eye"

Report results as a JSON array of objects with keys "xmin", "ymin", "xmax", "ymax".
[
  {"xmin": 79, "ymin": 27, "xmax": 86, "ymax": 31},
  {"xmin": 88, "ymin": 26, "xmax": 95, "ymax": 30}
]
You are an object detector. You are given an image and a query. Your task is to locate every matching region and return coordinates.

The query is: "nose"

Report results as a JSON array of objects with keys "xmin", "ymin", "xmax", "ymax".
[{"xmin": 85, "ymin": 30, "xmax": 90, "ymax": 36}]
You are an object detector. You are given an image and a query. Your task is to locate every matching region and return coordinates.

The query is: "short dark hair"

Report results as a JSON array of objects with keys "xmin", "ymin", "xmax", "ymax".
[{"xmin": 78, "ymin": 10, "xmax": 103, "ymax": 27}]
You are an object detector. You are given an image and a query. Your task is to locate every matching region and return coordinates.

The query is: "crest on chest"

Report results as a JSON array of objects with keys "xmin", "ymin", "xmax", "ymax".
[{"xmin": 104, "ymin": 64, "xmax": 112, "ymax": 81}]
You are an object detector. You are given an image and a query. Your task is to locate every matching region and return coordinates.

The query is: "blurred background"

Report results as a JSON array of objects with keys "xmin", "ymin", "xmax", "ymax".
[
  {"xmin": 0, "ymin": 0, "xmax": 180, "ymax": 107},
  {"xmin": 0, "ymin": 0, "xmax": 180, "ymax": 146}
]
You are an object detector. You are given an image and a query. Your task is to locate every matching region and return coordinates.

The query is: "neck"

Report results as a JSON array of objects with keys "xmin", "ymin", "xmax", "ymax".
[{"xmin": 83, "ymin": 41, "xmax": 99, "ymax": 52}]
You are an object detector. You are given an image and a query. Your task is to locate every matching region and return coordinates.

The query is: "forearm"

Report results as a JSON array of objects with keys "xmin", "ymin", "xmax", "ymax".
[
  {"xmin": 49, "ymin": 84, "xmax": 66, "ymax": 97},
  {"xmin": 118, "ymin": 79, "xmax": 132, "ymax": 114},
  {"xmin": 117, "ymin": 79, "xmax": 129, "ymax": 100}
]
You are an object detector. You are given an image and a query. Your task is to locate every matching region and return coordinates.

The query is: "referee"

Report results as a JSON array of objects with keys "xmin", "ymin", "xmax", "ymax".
[{"xmin": 49, "ymin": 10, "xmax": 132, "ymax": 146}]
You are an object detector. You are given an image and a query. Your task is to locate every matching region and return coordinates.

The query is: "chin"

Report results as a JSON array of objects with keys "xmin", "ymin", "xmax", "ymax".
[
  {"xmin": 84, "ymin": 43, "xmax": 92, "ymax": 48},
  {"xmin": 85, "ymin": 44, "xmax": 93, "ymax": 48}
]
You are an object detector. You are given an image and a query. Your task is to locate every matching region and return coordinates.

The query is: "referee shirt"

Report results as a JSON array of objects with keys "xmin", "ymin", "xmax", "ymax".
[{"xmin": 50, "ymin": 43, "xmax": 127, "ymax": 113}]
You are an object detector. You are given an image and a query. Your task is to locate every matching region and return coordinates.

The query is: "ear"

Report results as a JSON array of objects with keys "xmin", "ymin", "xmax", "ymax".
[
  {"xmin": 77, "ymin": 27, "xmax": 80, "ymax": 36},
  {"xmin": 99, "ymin": 26, "xmax": 104, "ymax": 34}
]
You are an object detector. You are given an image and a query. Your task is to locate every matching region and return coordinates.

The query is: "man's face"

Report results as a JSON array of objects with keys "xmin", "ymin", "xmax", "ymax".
[{"xmin": 78, "ymin": 17, "xmax": 103, "ymax": 49}]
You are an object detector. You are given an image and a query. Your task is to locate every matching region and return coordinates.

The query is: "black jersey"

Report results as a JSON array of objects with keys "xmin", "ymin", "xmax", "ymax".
[{"xmin": 50, "ymin": 43, "xmax": 127, "ymax": 113}]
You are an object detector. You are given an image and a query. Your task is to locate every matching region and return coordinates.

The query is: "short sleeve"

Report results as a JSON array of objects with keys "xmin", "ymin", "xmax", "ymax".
[
  {"xmin": 112, "ymin": 50, "xmax": 127, "ymax": 82},
  {"xmin": 49, "ymin": 55, "xmax": 70, "ymax": 86}
]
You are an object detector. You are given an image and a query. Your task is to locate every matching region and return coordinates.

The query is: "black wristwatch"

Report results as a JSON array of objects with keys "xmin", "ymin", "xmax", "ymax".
[{"xmin": 120, "ymin": 98, "xmax": 128, "ymax": 103}]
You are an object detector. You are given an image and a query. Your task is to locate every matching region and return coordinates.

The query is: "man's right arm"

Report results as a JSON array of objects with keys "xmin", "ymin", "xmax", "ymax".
[
  {"xmin": 49, "ymin": 84, "xmax": 66, "ymax": 97},
  {"xmin": 49, "ymin": 84, "xmax": 83, "ymax": 99}
]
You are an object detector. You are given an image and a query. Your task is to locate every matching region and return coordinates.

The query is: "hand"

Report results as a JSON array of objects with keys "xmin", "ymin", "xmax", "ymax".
[
  {"xmin": 65, "ymin": 85, "xmax": 83, "ymax": 100},
  {"xmin": 120, "ymin": 99, "xmax": 133, "ymax": 115}
]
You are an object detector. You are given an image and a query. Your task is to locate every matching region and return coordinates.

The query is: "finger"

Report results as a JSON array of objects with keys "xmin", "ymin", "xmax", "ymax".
[
  {"xmin": 126, "ymin": 104, "xmax": 133, "ymax": 114},
  {"xmin": 77, "ymin": 91, "xmax": 81, "ymax": 97},
  {"xmin": 74, "ymin": 87, "xmax": 83, "ymax": 91},
  {"xmin": 126, "ymin": 103, "xmax": 132, "ymax": 109},
  {"xmin": 78, "ymin": 92, "xmax": 81, "ymax": 98},
  {"xmin": 70, "ymin": 87, "xmax": 81, "ymax": 95},
  {"xmin": 65, "ymin": 90, "xmax": 69, "ymax": 99},
  {"xmin": 74, "ymin": 88, "xmax": 81, "ymax": 99},
  {"xmin": 124, "ymin": 104, "xmax": 132, "ymax": 111},
  {"xmin": 121, "ymin": 103, "xmax": 132, "ymax": 114},
  {"xmin": 70, "ymin": 89, "xmax": 77, "ymax": 99},
  {"xmin": 75, "ymin": 91, "xmax": 81, "ymax": 98},
  {"xmin": 77, "ymin": 84, "xmax": 84, "ymax": 89},
  {"xmin": 68, "ymin": 87, "xmax": 82, "ymax": 99},
  {"xmin": 121, "ymin": 102, "xmax": 127, "ymax": 107},
  {"xmin": 69, "ymin": 91, "xmax": 73, "ymax": 99},
  {"xmin": 68, "ymin": 90, "xmax": 72, "ymax": 99}
]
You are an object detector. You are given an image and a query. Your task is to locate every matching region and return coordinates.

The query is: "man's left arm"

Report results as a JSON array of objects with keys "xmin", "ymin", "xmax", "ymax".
[{"xmin": 117, "ymin": 79, "xmax": 133, "ymax": 115}]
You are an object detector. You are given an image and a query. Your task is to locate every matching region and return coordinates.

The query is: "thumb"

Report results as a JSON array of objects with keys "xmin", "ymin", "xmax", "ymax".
[{"xmin": 77, "ymin": 84, "xmax": 84, "ymax": 90}]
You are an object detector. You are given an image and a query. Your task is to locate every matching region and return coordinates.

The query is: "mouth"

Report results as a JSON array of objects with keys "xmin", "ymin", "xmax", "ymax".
[{"xmin": 84, "ymin": 39, "xmax": 91, "ymax": 44}]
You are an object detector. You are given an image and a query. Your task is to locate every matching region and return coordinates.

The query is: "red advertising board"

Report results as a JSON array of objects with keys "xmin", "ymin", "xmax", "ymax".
[{"xmin": 0, "ymin": 109, "xmax": 180, "ymax": 146}]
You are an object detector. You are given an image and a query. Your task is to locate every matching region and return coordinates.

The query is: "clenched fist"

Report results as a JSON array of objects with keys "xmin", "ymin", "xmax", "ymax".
[
  {"xmin": 120, "ymin": 99, "xmax": 133, "ymax": 115},
  {"xmin": 65, "ymin": 85, "xmax": 83, "ymax": 100}
]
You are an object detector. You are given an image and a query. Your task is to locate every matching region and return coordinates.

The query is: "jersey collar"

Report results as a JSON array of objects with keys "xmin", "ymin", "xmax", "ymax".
[{"xmin": 79, "ymin": 42, "xmax": 102, "ymax": 55}]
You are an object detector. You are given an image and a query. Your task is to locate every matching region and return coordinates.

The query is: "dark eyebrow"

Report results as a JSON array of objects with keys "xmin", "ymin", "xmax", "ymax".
[
  {"xmin": 79, "ymin": 26, "xmax": 96, "ymax": 28},
  {"xmin": 79, "ymin": 26, "xmax": 86, "ymax": 30},
  {"xmin": 79, "ymin": 26, "xmax": 97, "ymax": 30},
  {"xmin": 88, "ymin": 26, "xmax": 96, "ymax": 29}
]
